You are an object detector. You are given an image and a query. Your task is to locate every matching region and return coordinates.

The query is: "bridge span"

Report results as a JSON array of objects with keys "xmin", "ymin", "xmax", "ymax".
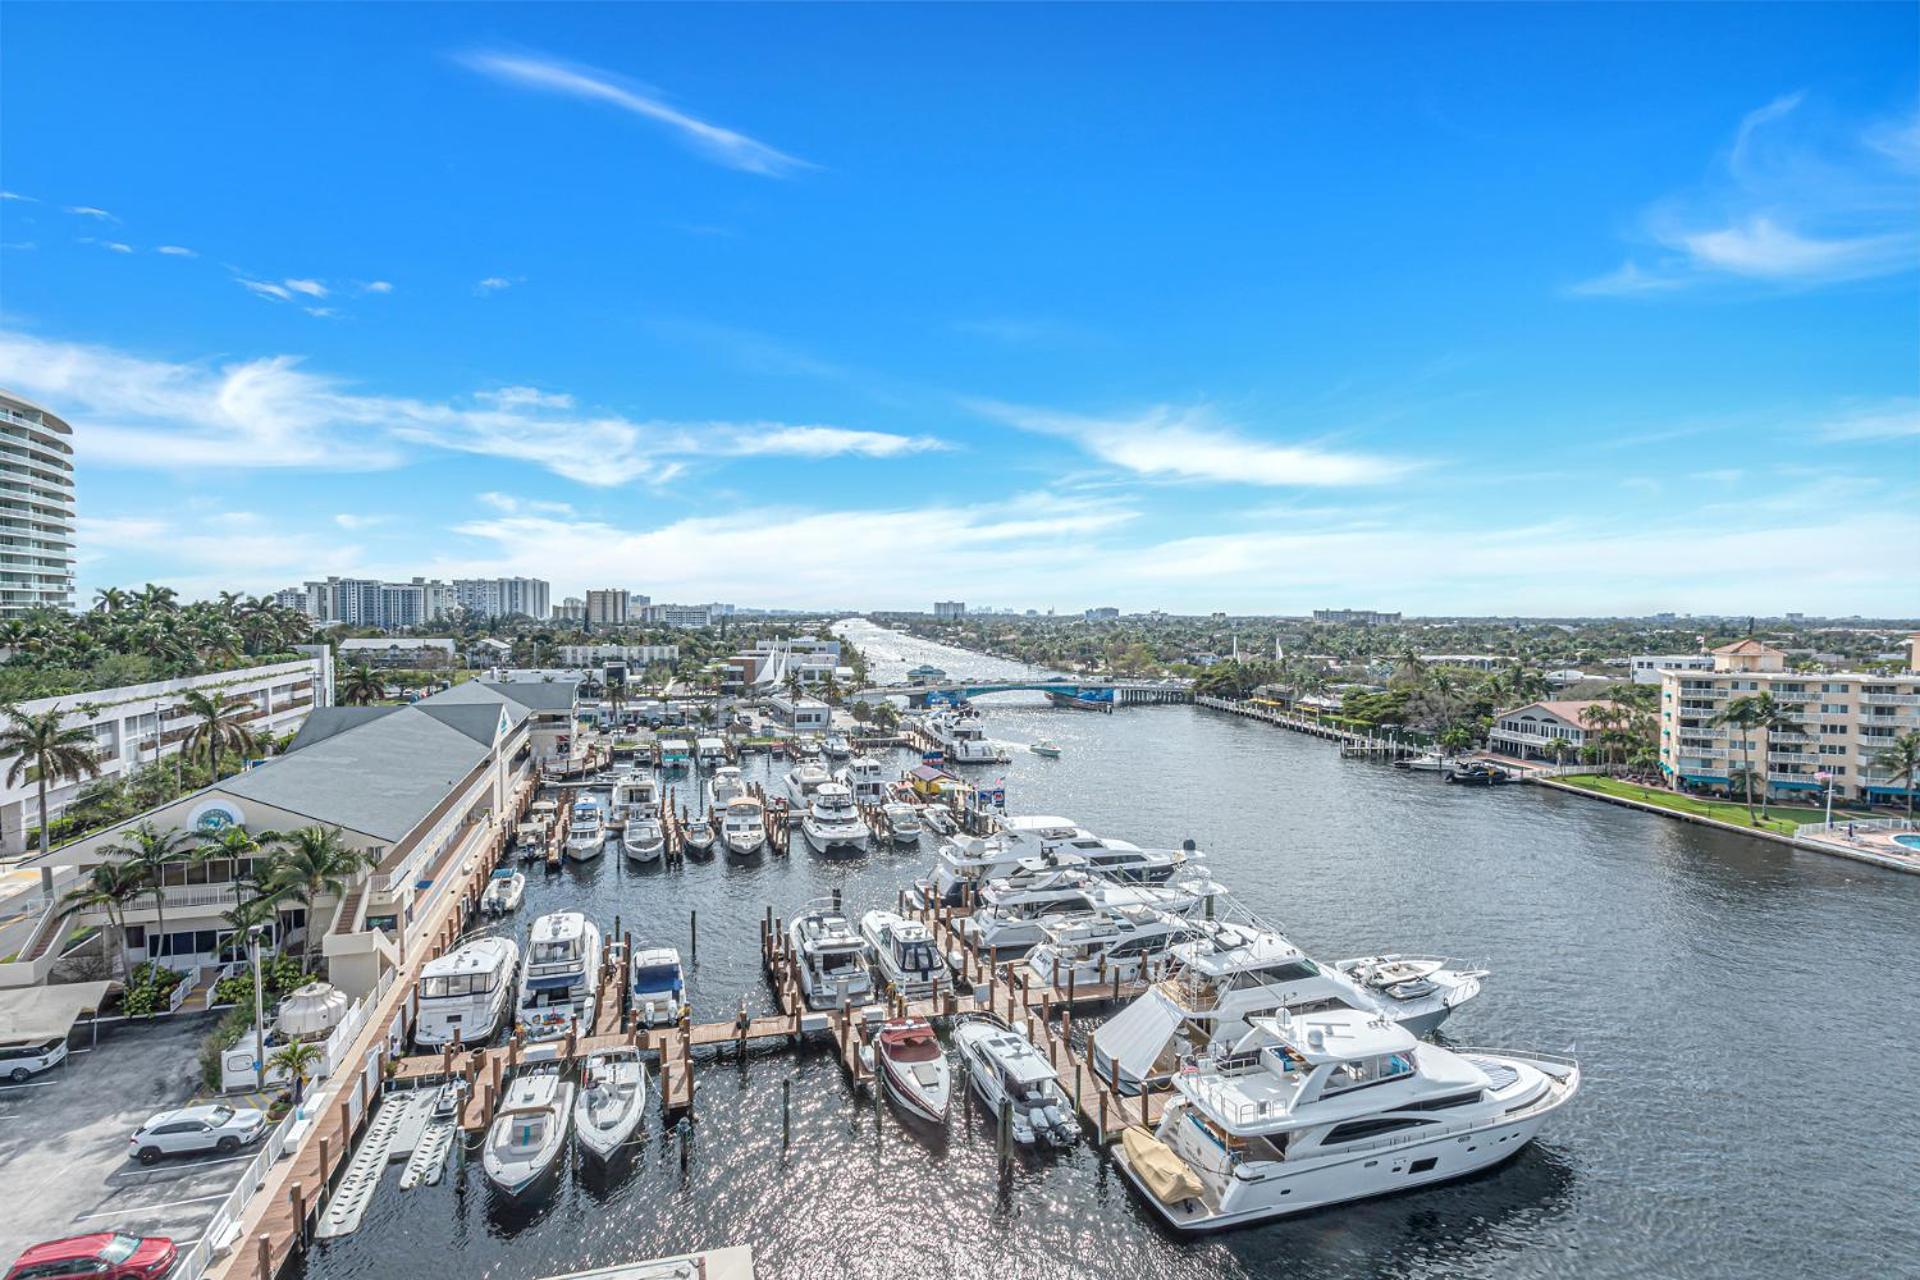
[{"xmin": 851, "ymin": 678, "xmax": 1192, "ymax": 709}]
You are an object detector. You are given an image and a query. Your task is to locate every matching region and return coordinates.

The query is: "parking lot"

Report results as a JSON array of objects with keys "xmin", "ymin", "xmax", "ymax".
[{"xmin": 0, "ymin": 1013, "xmax": 261, "ymax": 1267}]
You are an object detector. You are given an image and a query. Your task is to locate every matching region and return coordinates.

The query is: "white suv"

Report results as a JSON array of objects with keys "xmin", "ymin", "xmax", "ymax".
[
  {"xmin": 0, "ymin": 1036, "xmax": 68, "ymax": 1083},
  {"xmin": 128, "ymin": 1104, "xmax": 268, "ymax": 1164}
]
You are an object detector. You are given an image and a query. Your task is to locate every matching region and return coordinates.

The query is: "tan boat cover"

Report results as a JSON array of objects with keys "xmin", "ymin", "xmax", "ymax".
[{"xmin": 1122, "ymin": 1126, "xmax": 1203, "ymax": 1204}]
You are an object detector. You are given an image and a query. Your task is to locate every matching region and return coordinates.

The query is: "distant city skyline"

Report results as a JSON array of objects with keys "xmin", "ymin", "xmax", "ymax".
[{"xmin": 0, "ymin": 5, "xmax": 1915, "ymax": 614}]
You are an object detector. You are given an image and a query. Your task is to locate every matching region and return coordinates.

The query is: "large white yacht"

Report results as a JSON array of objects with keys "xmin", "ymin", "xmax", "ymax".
[
  {"xmin": 517, "ymin": 911, "xmax": 603, "ymax": 1041},
  {"xmin": 1024, "ymin": 905, "xmax": 1200, "ymax": 988},
  {"xmin": 965, "ymin": 872, "xmax": 1219, "ymax": 953},
  {"xmin": 722, "ymin": 795, "xmax": 766, "ymax": 855},
  {"xmin": 836, "ymin": 756, "xmax": 889, "ymax": 807},
  {"xmin": 926, "ymin": 816, "xmax": 1203, "ymax": 906},
  {"xmin": 1091, "ymin": 920, "xmax": 1486, "ymax": 1095},
  {"xmin": 923, "ymin": 706, "xmax": 1001, "ymax": 764},
  {"xmin": 706, "ymin": 765, "xmax": 749, "ymax": 815},
  {"xmin": 801, "ymin": 782, "xmax": 867, "ymax": 855},
  {"xmin": 608, "ymin": 770, "xmax": 659, "ymax": 830},
  {"xmin": 1115, "ymin": 1007, "xmax": 1579, "ymax": 1231},
  {"xmin": 784, "ymin": 760, "xmax": 832, "ymax": 806},
  {"xmin": 565, "ymin": 796, "xmax": 606, "ymax": 860},
  {"xmin": 414, "ymin": 937, "xmax": 520, "ymax": 1047},
  {"xmin": 859, "ymin": 909, "xmax": 946, "ymax": 999},
  {"xmin": 787, "ymin": 906, "xmax": 875, "ymax": 1009}
]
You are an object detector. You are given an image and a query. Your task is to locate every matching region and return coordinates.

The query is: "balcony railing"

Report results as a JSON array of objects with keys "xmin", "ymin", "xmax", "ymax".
[{"xmin": 1861, "ymin": 693, "xmax": 1920, "ymax": 706}]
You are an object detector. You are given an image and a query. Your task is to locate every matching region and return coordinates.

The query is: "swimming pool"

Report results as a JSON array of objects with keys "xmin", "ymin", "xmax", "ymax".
[{"xmin": 1894, "ymin": 833, "xmax": 1920, "ymax": 851}]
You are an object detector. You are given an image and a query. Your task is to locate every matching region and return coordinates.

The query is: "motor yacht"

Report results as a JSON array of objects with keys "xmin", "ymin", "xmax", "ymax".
[
  {"xmin": 608, "ymin": 770, "xmax": 659, "ymax": 830},
  {"xmin": 927, "ymin": 816, "xmax": 1204, "ymax": 906},
  {"xmin": 869, "ymin": 1019, "xmax": 950, "ymax": 1124},
  {"xmin": 802, "ymin": 782, "xmax": 868, "ymax": 855},
  {"xmin": 823, "ymin": 732, "xmax": 852, "ymax": 759},
  {"xmin": 681, "ymin": 815, "xmax": 716, "ymax": 856},
  {"xmin": 836, "ymin": 756, "xmax": 889, "ymax": 807},
  {"xmin": 414, "ymin": 936, "xmax": 520, "ymax": 1047},
  {"xmin": 1025, "ymin": 904, "xmax": 1201, "ymax": 988},
  {"xmin": 859, "ymin": 910, "xmax": 946, "ymax": 999},
  {"xmin": 1115, "ymin": 1007, "xmax": 1579, "ymax": 1232},
  {"xmin": 1395, "ymin": 749, "xmax": 1454, "ymax": 773},
  {"xmin": 517, "ymin": 911, "xmax": 603, "ymax": 1041},
  {"xmin": 481, "ymin": 867, "xmax": 526, "ymax": 916},
  {"xmin": 482, "ymin": 1067, "xmax": 573, "ymax": 1197},
  {"xmin": 794, "ymin": 734, "xmax": 824, "ymax": 759},
  {"xmin": 574, "ymin": 1047, "xmax": 647, "ymax": 1162},
  {"xmin": 622, "ymin": 813, "xmax": 665, "ymax": 863},
  {"xmin": 1091, "ymin": 921, "xmax": 1486, "ymax": 1096},
  {"xmin": 787, "ymin": 906, "xmax": 875, "ymax": 1009},
  {"xmin": 565, "ymin": 797, "xmax": 606, "ymax": 860},
  {"xmin": 923, "ymin": 706, "xmax": 1002, "ymax": 764},
  {"xmin": 630, "ymin": 946, "xmax": 686, "ymax": 1027},
  {"xmin": 966, "ymin": 869, "xmax": 1219, "ymax": 954},
  {"xmin": 785, "ymin": 760, "xmax": 832, "ymax": 805},
  {"xmin": 882, "ymin": 801, "xmax": 922, "ymax": 846},
  {"xmin": 723, "ymin": 795, "xmax": 767, "ymax": 855},
  {"xmin": 706, "ymin": 765, "xmax": 749, "ymax": 814},
  {"xmin": 951, "ymin": 1013, "xmax": 1076, "ymax": 1147}
]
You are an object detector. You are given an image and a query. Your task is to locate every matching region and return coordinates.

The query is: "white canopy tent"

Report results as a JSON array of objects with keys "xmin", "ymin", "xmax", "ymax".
[{"xmin": 0, "ymin": 980, "xmax": 113, "ymax": 1043}]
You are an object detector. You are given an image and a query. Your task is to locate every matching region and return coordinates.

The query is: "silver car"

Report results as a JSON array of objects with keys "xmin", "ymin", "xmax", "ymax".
[{"xmin": 128, "ymin": 1104, "xmax": 268, "ymax": 1164}]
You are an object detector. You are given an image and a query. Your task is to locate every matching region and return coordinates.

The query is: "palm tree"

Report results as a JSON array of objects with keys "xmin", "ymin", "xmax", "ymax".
[
  {"xmin": 105, "ymin": 822, "xmax": 195, "ymax": 965},
  {"xmin": 92, "ymin": 586, "xmax": 130, "ymax": 615},
  {"xmin": 264, "ymin": 827, "xmax": 374, "ymax": 972},
  {"xmin": 1753, "ymin": 695, "xmax": 1803, "ymax": 818},
  {"xmin": 338, "ymin": 665, "xmax": 385, "ymax": 707},
  {"xmin": 181, "ymin": 690, "xmax": 262, "ymax": 780},
  {"xmin": 0, "ymin": 704, "xmax": 104, "ymax": 857},
  {"xmin": 58, "ymin": 861, "xmax": 147, "ymax": 976},
  {"xmin": 1872, "ymin": 731, "xmax": 1920, "ymax": 822},
  {"xmin": 1713, "ymin": 695, "xmax": 1771, "ymax": 821},
  {"xmin": 197, "ymin": 825, "xmax": 278, "ymax": 919},
  {"xmin": 268, "ymin": 1041, "xmax": 324, "ymax": 1104}
]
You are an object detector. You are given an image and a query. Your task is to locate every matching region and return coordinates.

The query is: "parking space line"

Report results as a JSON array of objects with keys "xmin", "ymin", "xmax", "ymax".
[
  {"xmin": 72, "ymin": 1192, "xmax": 234, "ymax": 1221},
  {"xmin": 0, "ymin": 1081, "xmax": 63, "ymax": 1091}
]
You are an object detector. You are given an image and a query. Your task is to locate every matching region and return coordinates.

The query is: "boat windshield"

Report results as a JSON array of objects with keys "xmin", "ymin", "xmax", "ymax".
[
  {"xmin": 424, "ymin": 971, "xmax": 496, "ymax": 998},
  {"xmin": 820, "ymin": 950, "xmax": 864, "ymax": 975},
  {"xmin": 633, "ymin": 963, "xmax": 680, "ymax": 986},
  {"xmin": 895, "ymin": 941, "xmax": 936, "ymax": 972},
  {"xmin": 531, "ymin": 940, "xmax": 580, "ymax": 966}
]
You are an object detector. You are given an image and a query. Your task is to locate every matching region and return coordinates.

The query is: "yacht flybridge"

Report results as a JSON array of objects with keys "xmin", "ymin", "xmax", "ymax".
[
  {"xmin": 860, "ymin": 909, "xmax": 946, "ymax": 999},
  {"xmin": 837, "ymin": 756, "xmax": 889, "ymax": 806},
  {"xmin": 965, "ymin": 870, "xmax": 1220, "ymax": 953},
  {"xmin": 785, "ymin": 761, "xmax": 832, "ymax": 806},
  {"xmin": 609, "ymin": 770, "xmax": 659, "ymax": 830},
  {"xmin": 414, "ymin": 936, "xmax": 520, "ymax": 1047},
  {"xmin": 1115, "ymin": 1007, "xmax": 1579, "ymax": 1231},
  {"xmin": 801, "ymin": 782, "xmax": 867, "ymax": 855},
  {"xmin": 723, "ymin": 795, "xmax": 767, "ymax": 855},
  {"xmin": 706, "ymin": 765, "xmax": 749, "ymax": 814},
  {"xmin": 788, "ymin": 906, "xmax": 875, "ymax": 1009},
  {"xmin": 925, "ymin": 815, "xmax": 1206, "ymax": 906},
  {"xmin": 517, "ymin": 911, "xmax": 603, "ymax": 1041},
  {"xmin": 565, "ymin": 797, "xmax": 605, "ymax": 860},
  {"xmin": 1092, "ymin": 920, "xmax": 1486, "ymax": 1096},
  {"xmin": 1024, "ymin": 905, "xmax": 1199, "ymax": 987}
]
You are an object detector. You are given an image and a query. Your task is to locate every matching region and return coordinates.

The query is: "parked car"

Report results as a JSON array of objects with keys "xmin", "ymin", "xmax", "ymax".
[
  {"xmin": 5, "ymin": 1234, "xmax": 176, "ymax": 1280},
  {"xmin": 127, "ymin": 1104, "xmax": 267, "ymax": 1164},
  {"xmin": 0, "ymin": 1036, "xmax": 68, "ymax": 1084}
]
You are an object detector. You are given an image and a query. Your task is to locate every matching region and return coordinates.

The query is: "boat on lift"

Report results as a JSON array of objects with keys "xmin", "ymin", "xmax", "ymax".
[{"xmin": 573, "ymin": 1047, "xmax": 647, "ymax": 1162}]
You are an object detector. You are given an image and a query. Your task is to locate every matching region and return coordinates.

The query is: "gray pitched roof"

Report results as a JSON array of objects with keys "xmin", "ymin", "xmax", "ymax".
[
  {"xmin": 286, "ymin": 706, "xmax": 403, "ymax": 753},
  {"xmin": 416, "ymin": 701, "xmax": 511, "ymax": 746},
  {"xmin": 421, "ymin": 680, "xmax": 573, "ymax": 716}
]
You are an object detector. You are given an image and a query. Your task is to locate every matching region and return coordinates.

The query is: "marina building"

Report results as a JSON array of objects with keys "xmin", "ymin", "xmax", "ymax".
[
  {"xmin": 0, "ymin": 389, "xmax": 77, "ymax": 616},
  {"xmin": 1658, "ymin": 636, "xmax": 1920, "ymax": 803},
  {"xmin": 1488, "ymin": 700, "xmax": 1607, "ymax": 761},
  {"xmin": 1630, "ymin": 653, "xmax": 1713, "ymax": 685},
  {"xmin": 0, "ymin": 649, "xmax": 334, "ymax": 856},
  {"xmin": 768, "ymin": 692, "xmax": 831, "ymax": 730}
]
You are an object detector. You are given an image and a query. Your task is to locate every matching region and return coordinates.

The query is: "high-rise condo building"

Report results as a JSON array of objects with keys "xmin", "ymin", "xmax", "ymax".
[{"xmin": 0, "ymin": 390, "xmax": 77, "ymax": 616}]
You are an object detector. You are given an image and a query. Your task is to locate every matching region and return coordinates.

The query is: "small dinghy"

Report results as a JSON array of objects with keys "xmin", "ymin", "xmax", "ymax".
[
  {"xmin": 681, "ymin": 815, "xmax": 716, "ymax": 856},
  {"xmin": 482, "ymin": 1068, "xmax": 573, "ymax": 1197},
  {"xmin": 869, "ymin": 1019, "xmax": 950, "ymax": 1124},
  {"xmin": 573, "ymin": 1048, "xmax": 647, "ymax": 1161},
  {"xmin": 481, "ymin": 867, "xmax": 526, "ymax": 916}
]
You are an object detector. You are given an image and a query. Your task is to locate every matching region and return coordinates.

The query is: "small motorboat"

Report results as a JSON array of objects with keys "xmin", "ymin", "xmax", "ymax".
[
  {"xmin": 481, "ymin": 867, "xmax": 526, "ymax": 916},
  {"xmin": 573, "ymin": 1048, "xmax": 648, "ymax": 1162},
  {"xmin": 622, "ymin": 814, "xmax": 665, "ymax": 863},
  {"xmin": 681, "ymin": 815, "xmax": 716, "ymax": 856},
  {"xmin": 1395, "ymin": 749, "xmax": 1453, "ymax": 773},
  {"xmin": 951, "ymin": 1013, "xmax": 1076, "ymax": 1147},
  {"xmin": 630, "ymin": 946, "xmax": 685, "ymax": 1027},
  {"xmin": 823, "ymin": 732, "xmax": 852, "ymax": 759},
  {"xmin": 482, "ymin": 1067, "xmax": 573, "ymax": 1197},
  {"xmin": 882, "ymin": 801, "xmax": 922, "ymax": 846},
  {"xmin": 1030, "ymin": 739, "xmax": 1062, "ymax": 759},
  {"xmin": 1446, "ymin": 762, "xmax": 1512, "ymax": 786},
  {"xmin": 867, "ymin": 1018, "xmax": 950, "ymax": 1124}
]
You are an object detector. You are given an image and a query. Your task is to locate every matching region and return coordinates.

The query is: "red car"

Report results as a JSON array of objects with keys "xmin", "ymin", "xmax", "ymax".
[{"xmin": 5, "ymin": 1235, "xmax": 176, "ymax": 1280}]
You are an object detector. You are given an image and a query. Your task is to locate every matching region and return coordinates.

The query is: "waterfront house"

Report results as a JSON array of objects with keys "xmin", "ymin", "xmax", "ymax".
[{"xmin": 1489, "ymin": 700, "xmax": 1607, "ymax": 761}]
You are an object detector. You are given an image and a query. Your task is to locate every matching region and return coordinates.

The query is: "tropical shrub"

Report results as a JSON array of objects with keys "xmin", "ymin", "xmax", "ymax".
[{"xmin": 119, "ymin": 961, "xmax": 186, "ymax": 1016}]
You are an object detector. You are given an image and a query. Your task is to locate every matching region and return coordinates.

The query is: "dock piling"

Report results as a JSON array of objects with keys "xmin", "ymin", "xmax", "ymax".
[{"xmin": 782, "ymin": 1077, "xmax": 791, "ymax": 1148}]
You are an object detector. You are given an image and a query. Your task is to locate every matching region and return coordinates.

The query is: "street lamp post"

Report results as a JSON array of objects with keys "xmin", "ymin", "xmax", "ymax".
[
  {"xmin": 1817, "ymin": 771, "xmax": 1835, "ymax": 830},
  {"xmin": 248, "ymin": 924, "xmax": 267, "ymax": 1092}
]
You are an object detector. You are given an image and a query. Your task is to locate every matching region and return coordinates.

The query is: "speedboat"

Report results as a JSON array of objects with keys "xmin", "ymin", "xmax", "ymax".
[
  {"xmin": 609, "ymin": 770, "xmax": 659, "ymax": 830},
  {"xmin": 481, "ymin": 867, "xmax": 526, "ymax": 916},
  {"xmin": 788, "ymin": 906, "xmax": 875, "ymax": 1009},
  {"xmin": 785, "ymin": 761, "xmax": 832, "ymax": 805},
  {"xmin": 722, "ymin": 795, "xmax": 766, "ymax": 856},
  {"xmin": 706, "ymin": 765, "xmax": 748, "ymax": 814},
  {"xmin": 517, "ymin": 911, "xmax": 602, "ymax": 1041},
  {"xmin": 794, "ymin": 734, "xmax": 824, "ymax": 759},
  {"xmin": 923, "ymin": 706, "xmax": 1001, "ymax": 764},
  {"xmin": 482, "ymin": 1067, "xmax": 573, "ymax": 1196},
  {"xmin": 802, "ymin": 782, "xmax": 867, "ymax": 855},
  {"xmin": 1030, "ymin": 739, "xmax": 1062, "ymax": 758},
  {"xmin": 823, "ymin": 732, "xmax": 852, "ymax": 759},
  {"xmin": 573, "ymin": 1047, "xmax": 647, "ymax": 1162},
  {"xmin": 681, "ymin": 815, "xmax": 716, "ymax": 856},
  {"xmin": 565, "ymin": 796, "xmax": 606, "ymax": 860},
  {"xmin": 836, "ymin": 756, "xmax": 889, "ymax": 807},
  {"xmin": 1114, "ymin": 1008, "xmax": 1580, "ymax": 1232},
  {"xmin": 622, "ymin": 814, "xmax": 665, "ymax": 863},
  {"xmin": 414, "ymin": 936, "xmax": 520, "ymax": 1047},
  {"xmin": 951, "ymin": 1013, "xmax": 1076, "ymax": 1147},
  {"xmin": 1025, "ymin": 905, "xmax": 1199, "ymax": 988},
  {"xmin": 1446, "ymin": 762, "xmax": 1512, "ymax": 785},
  {"xmin": 1091, "ymin": 921, "xmax": 1485, "ymax": 1095},
  {"xmin": 630, "ymin": 946, "xmax": 686, "ymax": 1027},
  {"xmin": 869, "ymin": 1019, "xmax": 950, "ymax": 1124},
  {"xmin": 883, "ymin": 801, "xmax": 922, "ymax": 846},
  {"xmin": 859, "ymin": 909, "xmax": 945, "ymax": 999},
  {"xmin": 1396, "ymin": 749, "xmax": 1453, "ymax": 772}
]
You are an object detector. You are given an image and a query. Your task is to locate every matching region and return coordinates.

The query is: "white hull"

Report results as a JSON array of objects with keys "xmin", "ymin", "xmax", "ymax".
[
  {"xmin": 481, "ymin": 874, "xmax": 526, "ymax": 916},
  {"xmin": 879, "ymin": 1052, "xmax": 949, "ymax": 1124},
  {"xmin": 724, "ymin": 828, "xmax": 765, "ymax": 855},
  {"xmin": 565, "ymin": 834, "xmax": 604, "ymax": 861},
  {"xmin": 574, "ymin": 1052, "xmax": 647, "ymax": 1161},
  {"xmin": 482, "ymin": 1075, "xmax": 574, "ymax": 1197},
  {"xmin": 622, "ymin": 826, "xmax": 664, "ymax": 863},
  {"xmin": 803, "ymin": 819, "xmax": 866, "ymax": 854}
]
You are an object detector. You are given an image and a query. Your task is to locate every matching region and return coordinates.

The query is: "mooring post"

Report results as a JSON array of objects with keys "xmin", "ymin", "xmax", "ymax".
[
  {"xmin": 255, "ymin": 1235, "xmax": 271, "ymax": 1280},
  {"xmin": 997, "ymin": 1096, "xmax": 1013, "ymax": 1173},
  {"xmin": 782, "ymin": 1077, "xmax": 792, "ymax": 1148},
  {"xmin": 690, "ymin": 909, "xmax": 698, "ymax": 963}
]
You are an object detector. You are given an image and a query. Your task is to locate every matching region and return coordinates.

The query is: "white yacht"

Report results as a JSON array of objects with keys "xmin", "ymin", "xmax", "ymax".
[
  {"xmin": 706, "ymin": 765, "xmax": 749, "ymax": 814},
  {"xmin": 565, "ymin": 797, "xmax": 606, "ymax": 860},
  {"xmin": 695, "ymin": 736, "xmax": 727, "ymax": 765},
  {"xmin": 927, "ymin": 816, "xmax": 1203, "ymax": 906},
  {"xmin": 629, "ymin": 946, "xmax": 686, "ymax": 1027},
  {"xmin": 1115, "ymin": 1007, "xmax": 1579, "ymax": 1231},
  {"xmin": 482, "ymin": 1067, "xmax": 573, "ymax": 1197},
  {"xmin": 1335, "ymin": 955, "xmax": 1489, "ymax": 1024},
  {"xmin": 722, "ymin": 795, "xmax": 766, "ymax": 855},
  {"xmin": 883, "ymin": 801, "xmax": 922, "ymax": 846},
  {"xmin": 787, "ymin": 906, "xmax": 875, "ymax": 1009},
  {"xmin": 517, "ymin": 911, "xmax": 603, "ymax": 1041},
  {"xmin": 414, "ymin": 936, "xmax": 520, "ymax": 1047},
  {"xmin": 622, "ymin": 813, "xmax": 665, "ymax": 863},
  {"xmin": 966, "ymin": 871, "xmax": 1219, "ymax": 953},
  {"xmin": 1025, "ymin": 905, "xmax": 1200, "ymax": 988},
  {"xmin": 923, "ymin": 706, "xmax": 1001, "ymax": 764},
  {"xmin": 802, "ymin": 782, "xmax": 867, "ymax": 855},
  {"xmin": 1396, "ymin": 749, "xmax": 1454, "ymax": 773},
  {"xmin": 1092, "ymin": 921, "xmax": 1486, "ymax": 1096},
  {"xmin": 836, "ymin": 756, "xmax": 889, "ymax": 807},
  {"xmin": 608, "ymin": 770, "xmax": 659, "ymax": 829},
  {"xmin": 823, "ymin": 732, "xmax": 852, "ymax": 759},
  {"xmin": 573, "ymin": 1047, "xmax": 647, "ymax": 1162},
  {"xmin": 859, "ymin": 909, "xmax": 946, "ymax": 999},
  {"xmin": 785, "ymin": 760, "xmax": 832, "ymax": 805},
  {"xmin": 480, "ymin": 867, "xmax": 526, "ymax": 916},
  {"xmin": 951, "ymin": 1013, "xmax": 1076, "ymax": 1147}
]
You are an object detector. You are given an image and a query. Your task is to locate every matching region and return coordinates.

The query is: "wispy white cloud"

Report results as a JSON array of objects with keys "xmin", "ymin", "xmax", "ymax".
[
  {"xmin": 477, "ymin": 492, "xmax": 576, "ymax": 517},
  {"xmin": 103, "ymin": 242, "xmax": 134, "ymax": 254},
  {"xmin": 972, "ymin": 400, "xmax": 1419, "ymax": 487},
  {"xmin": 359, "ymin": 280, "xmax": 393, "ymax": 295},
  {"xmin": 0, "ymin": 191, "xmax": 37, "ymax": 203},
  {"xmin": 456, "ymin": 50, "xmax": 813, "ymax": 178},
  {"xmin": 1818, "ymin": 398, "xmax": 1920, "ymax": 441},
  {"xmin": 1576, "ymin": 94, "xmax": 1920, "ymax": 295},
  {"xmin": 155, "ymin": 245, "xmax": 197, "ymax": 257},
  {"xmin": 238, "ymin": 279, "xmax": 294, "ymax": 302},
  {"xmin": 284, "ymin": 278, "xmax": 328, "ymax": 298},
  {"xmin": 478, "ymin": 386, "xmax": 573, "ymax": 410},
  {"xmin": 67, "ymin": 205, "xmax": 116, "ymax": 221},
  {"xmin": 303, "ymin": 307, "xmax": 339, "ymax": 319},
  {"xmin": 475, "ymin": 276, "xmax": 517, "ymax": 295},
  {"xmin": 724, "ymin": 426, "xmax": 947, "ymax": 459}
]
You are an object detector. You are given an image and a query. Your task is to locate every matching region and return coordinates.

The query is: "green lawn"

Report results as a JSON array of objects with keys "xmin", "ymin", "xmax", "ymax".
[{"xmin": 1554, "ymin": 775, "xmax": 1865, "ymax": 838}]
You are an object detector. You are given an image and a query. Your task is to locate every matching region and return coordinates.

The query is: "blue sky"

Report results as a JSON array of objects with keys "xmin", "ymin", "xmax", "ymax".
[{"xmin": 2, "ymin": 4, "xmax": 1915, "ymax": 615}]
